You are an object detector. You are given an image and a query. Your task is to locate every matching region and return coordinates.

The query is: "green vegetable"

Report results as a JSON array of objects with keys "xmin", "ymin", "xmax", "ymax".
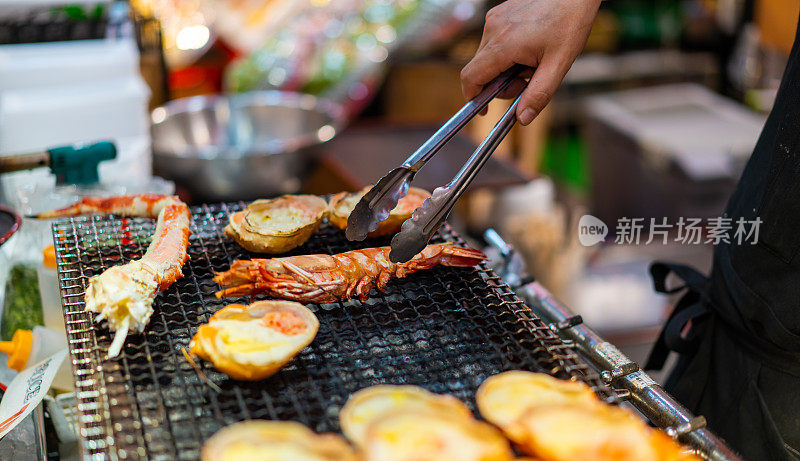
[{"xmin": 1, "ymin": 265, "xmax": 44, "ymax": 341}]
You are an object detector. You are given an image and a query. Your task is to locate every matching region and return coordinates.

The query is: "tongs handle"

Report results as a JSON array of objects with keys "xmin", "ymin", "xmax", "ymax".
[
  {"xmin": 345, "ymin": 64, "xmax": 525, "ymax": 242},
  {"xmin": 402, "ymin": 64, "xmax": 524, "ymax": 172},
  {"xmin": 447, "ymin": 94, "xmax": 521, "ymax": 193},
  {"xmin": 389, "ymin": 94, "xmax": 523, "ymax": 262}
]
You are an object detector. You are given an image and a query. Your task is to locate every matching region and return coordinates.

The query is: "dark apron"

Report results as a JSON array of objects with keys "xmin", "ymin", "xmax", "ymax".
[{"xmin": 645, "ymin": 12, "xmax": 800, "ymax": 461}]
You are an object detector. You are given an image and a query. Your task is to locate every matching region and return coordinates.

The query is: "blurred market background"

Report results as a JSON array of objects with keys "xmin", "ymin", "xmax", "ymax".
[{"xmin": 0, "ymin": 0, "xmax": 794, "ymax": 457}]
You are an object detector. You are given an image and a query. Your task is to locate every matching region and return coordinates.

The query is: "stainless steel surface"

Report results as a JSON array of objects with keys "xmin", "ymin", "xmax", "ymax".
[
  {"xmin": 345, "ymin": 65, "xmax": 523, "ymax": 241},
  {"xmin": 519, "ymin": 280, "xmax": 743, "ymax": 461},
  {"xmin": 34, "ymin": 404, "xmax": 48, "ymax": 460},
  {"xmin": 389, "ymin": 94, "xmax": 522, "ymax": 262},
  {"xmin": 151, "ymin": 92, "xmax": 345, "ymax": 202}
]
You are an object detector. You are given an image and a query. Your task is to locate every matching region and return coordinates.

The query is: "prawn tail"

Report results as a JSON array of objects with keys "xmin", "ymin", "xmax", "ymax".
[
  {"xmin": 213, "ymin": 260, "xmax": 258, "ymax": 287},
  {"xmin": 215, "ymin": 284, "xmax": 260, "ymax": 298},
  {"xmin": 438, "ymin": 246, "xmax": 487, "ymax": 267}
]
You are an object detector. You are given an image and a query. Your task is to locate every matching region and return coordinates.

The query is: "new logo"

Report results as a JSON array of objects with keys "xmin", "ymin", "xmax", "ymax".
[{"xmin": 578, "ymin": 215, "xmax": 607, "ymax": 246}]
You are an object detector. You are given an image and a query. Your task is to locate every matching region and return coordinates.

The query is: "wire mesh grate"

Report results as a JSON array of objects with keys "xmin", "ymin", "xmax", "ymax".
[{"xmin": 52, "ymin": 202, "xmax": 611, "ymax": 460}]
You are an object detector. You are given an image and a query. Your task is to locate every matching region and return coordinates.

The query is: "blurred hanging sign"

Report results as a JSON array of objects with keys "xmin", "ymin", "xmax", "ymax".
[
  {"xmin": 130, "ymin": 0, "xmax": 215, "ymax": 68},
  {"xmin": 222, "ymin": 0, "xmax": 484, "ymax": 115}
]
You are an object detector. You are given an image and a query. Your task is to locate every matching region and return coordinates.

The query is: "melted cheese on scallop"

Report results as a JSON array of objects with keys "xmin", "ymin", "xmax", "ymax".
[
  {"xmin": 339, "ymin": 385, "xmax": 471, "ymax": 447},
  {"xmin": 212, "ymin": 318, "xmax": 310, "ymax": 365},
  {"xmin": 363, "ymin": 411, "xmax": 513, "ymax": 461},
  {"xmin": 514, "ymin": 403, "xmax": 657, "ymax": 461},
  {"xmin": 246, "ymin": 207, "xmax": 314, "ymax": 232},
  {"xmin": 239, "ymin": 196, "xmax": 326, "ymax": 236},
  {"xmin": 333, "ymin": 188, "xmax": 424, "ymax": 218},
  {"xmin": 220, "ymin": 441, "xmax": 329, "ymax": 461},
  {"xmin": 476, "ymin": 370, "xmax": 598, "ymax": 439},
  {"xmin": 202, "ymin": 420, "xmax": 355, "ymax": 461}
]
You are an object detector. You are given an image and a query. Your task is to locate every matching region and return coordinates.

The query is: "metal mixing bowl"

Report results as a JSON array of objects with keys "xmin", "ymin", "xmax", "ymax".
[{"xmin": 151, "ymin": 92, "xmax": 345, "ymax": 202}]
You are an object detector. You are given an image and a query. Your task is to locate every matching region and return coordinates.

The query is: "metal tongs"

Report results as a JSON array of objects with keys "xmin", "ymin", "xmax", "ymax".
[{"xmin": 346, "ymin": 64, "xmax": 526, "ymax": 262}]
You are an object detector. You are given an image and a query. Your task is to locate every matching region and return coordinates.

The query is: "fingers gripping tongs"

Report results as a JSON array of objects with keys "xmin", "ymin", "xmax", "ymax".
[{"xmin": 345, "ymin": 64, "xmax": 525, "ymax": 263}]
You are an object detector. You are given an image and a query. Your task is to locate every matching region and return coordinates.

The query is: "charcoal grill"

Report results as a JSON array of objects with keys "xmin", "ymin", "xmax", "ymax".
[{"xmin": 52, "ymin": 202, "xmax": 613, "ymax": 459}]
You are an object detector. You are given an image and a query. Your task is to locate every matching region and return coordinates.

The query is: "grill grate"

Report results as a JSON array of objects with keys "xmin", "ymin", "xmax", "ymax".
[{"xmin": 52, "ymin": 202, "xmax": 612, "ymax": 460}]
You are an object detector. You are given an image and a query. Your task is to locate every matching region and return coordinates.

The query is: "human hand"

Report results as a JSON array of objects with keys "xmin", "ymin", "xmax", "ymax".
[{"xmin": 461, "ymin": 0, "xmax": 601, "ymax": 125}]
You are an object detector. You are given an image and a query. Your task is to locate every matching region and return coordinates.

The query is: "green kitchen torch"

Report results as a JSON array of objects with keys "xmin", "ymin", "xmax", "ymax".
[{"xmin": 0, "ymin": 141, "xmax": 116, "ymax": 185}]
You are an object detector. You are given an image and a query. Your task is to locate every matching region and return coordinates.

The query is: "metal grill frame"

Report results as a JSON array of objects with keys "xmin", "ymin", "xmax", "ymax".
[{"xmin": 52, "ymin": 202, "xmax": 611, "ymax": 460}]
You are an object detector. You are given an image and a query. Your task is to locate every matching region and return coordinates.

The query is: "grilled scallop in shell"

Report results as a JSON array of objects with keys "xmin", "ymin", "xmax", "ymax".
[
  {"xmin": 339, "ymin": 384, "xmax": 472, "ymax": 448},
  {"xmin": 225, "ymin": 195, "xmax": 327, "ymax": 253},
  {"xmin": 328, "ymin": 186, "xmax": 430, "ymax": 238},
  {"xmin": 201, "ymin": 420, "xmax": 357, "ymax": 461},
  {"xmin": 476, "ymin": 370, "xmax": 599, "ymax": 443},
  {"xmin": 477, "ymin": 371, "xmax": 700, "ymax": 461},
  {"xmin": 512, "ymin": 402, "xmax": 700, "ymax": 461},
  {"xmin": 362, "ymin": 409, "xmax": 514, "ymax": 461},
  {"xmin": 189, "ymin": 301, "xmax": 318, "ymax": 381}
]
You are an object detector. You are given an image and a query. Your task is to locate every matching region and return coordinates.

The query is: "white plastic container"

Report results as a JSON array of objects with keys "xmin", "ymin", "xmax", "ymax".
[
  {"xmin": 0, "ymin": 326, "xmax": 71, "ymax": 392},
  {"xmin": 0, "ymin": 38, "xmax": 134, "ymax": 92},
  {"xmin": 28, "ymin": 326, "xmax": 71, "ymax": 392},
  {"xmin": 37, "ymin": 260, "xmax": 63, "ymax": 334}
]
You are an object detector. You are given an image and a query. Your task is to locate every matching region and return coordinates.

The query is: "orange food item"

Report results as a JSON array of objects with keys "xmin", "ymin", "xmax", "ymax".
[
  {"xmin": 476, "ymin": 371, "xmax": 599, "ymax": 444},
  {"xmin": 651, "ymin": 431, "xmax": 703, "ymax": 461},
  {"xmin": 512, "ymin": 402, "xmax": 701, "ymax": 461},
  {"xmin": 214, "ymin": 244, "xmax": 486, "ymax": 303},
  {"xmin": 42, "ymin": 245, "xmax": 57, "ymax": 268},
  {"xmin": 259, "ymin": 311, "xmax": 306, "ymax": 335},
  {"xmin": 363, "ymin": 409, "xmax": 514, "ymax": 461},
  {"xmin": 513, "ymin": 403, "xmax": 657, "ymax": 461},
  {"xmin": 476, "ymin": 371, "xmax": 700, "ymax": 461},
  {"xmin": 339, "ymin": 385, "xmax": 473, "ymax": 448}
]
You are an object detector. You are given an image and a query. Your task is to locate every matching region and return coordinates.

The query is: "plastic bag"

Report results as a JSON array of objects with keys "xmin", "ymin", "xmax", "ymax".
[{"xmin": 0, "ymin": 223, "xmax": 45, "ymax": 341}]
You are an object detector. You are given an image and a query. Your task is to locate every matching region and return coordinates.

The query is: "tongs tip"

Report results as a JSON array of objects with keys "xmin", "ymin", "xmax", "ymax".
[
  {"xmin": 344, "ymin": 199, "xmax": 374, "ymax": 241},
  {"xmin": 388, "ymin": 187, "xmax": 445, "ymax": 263},
  {"xmin": 389, "ymin": 227, "xmax": 428, "ymax": 263},
  {"xmin": 345, "ymin": 168, "xmax": 413, "ymax": 241}
]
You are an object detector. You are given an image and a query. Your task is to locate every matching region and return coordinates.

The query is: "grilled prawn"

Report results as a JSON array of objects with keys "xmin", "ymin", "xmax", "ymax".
[
  {"xmin": 214, "ymin": 244, "xmax": 486, "ymax": 303},
  {"xmin": 39, "ymin": 194, "xmax": 192, "ymax": 357}
]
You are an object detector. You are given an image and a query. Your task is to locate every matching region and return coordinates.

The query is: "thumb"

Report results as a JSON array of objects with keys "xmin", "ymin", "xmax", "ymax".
[{"xmin": 516, "ymin": 57, "xmax": 567, "ymax": 125}]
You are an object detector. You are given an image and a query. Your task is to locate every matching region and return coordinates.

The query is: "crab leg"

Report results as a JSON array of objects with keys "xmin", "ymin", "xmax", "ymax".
[{"xmin": 39, "ymin": 194, "xmax": 192, "ymax": 357}]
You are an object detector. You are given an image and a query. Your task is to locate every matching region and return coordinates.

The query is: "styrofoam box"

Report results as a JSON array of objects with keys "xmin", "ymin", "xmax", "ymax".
[
  {"xmin": 586, "ymin": 84, "xmax": 766, "ymax": 180},
  {"xmin": 0, "ymin": 76, "xmax": 150, "ymax": 153},
  {"xmin": 0, "ymin": 37, "xmax": 150, "ymax": 154},
  {"xmin": 0, "ymin": 39, "xmax": 137, "ymax": 91},
  {"xmin": 583, "ymin": 83, "xmax": 767, "ymax": 223},
  {"xmin": 0, "ymin": 36, "xmax": 152, "ymax": 194}
]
